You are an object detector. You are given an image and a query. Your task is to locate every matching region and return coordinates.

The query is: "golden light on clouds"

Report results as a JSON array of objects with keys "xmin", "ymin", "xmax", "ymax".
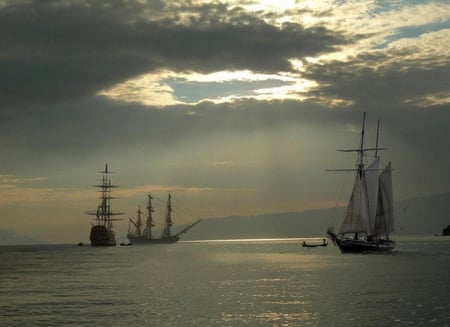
[
  {"xmin": 97, "ymin": 1, "xmax": 450, "ymax": 109},
  {"xmin": 405, "ymin": 92, "xmax": 450, "ymax": 108},
  {"xmin": 0, "ymin": 175, "xmax": 46, "ymax": 188},
  {"xmin": 386, "ymin": 29, "xmax": 450, "ymax": 65},
  {"xmin": 243, "ymin": 0, "xmax": 297, "ymax": 13},
  {"xmin": 98, "ymin": 72, "xmax": 182, "ymax": 107},
  {"xmin": 0, "ymin": 186, "xmax": 88, "ymax": 206},
  {"xmin": 98, "ymin": 69, "xmax": 314, "ymax": 106}
]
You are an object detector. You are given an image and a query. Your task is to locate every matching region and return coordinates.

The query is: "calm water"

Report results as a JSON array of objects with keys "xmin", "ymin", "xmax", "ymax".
[{"xmin": 1, "ymin": 236, "xmax": 449, "ymax": 327}]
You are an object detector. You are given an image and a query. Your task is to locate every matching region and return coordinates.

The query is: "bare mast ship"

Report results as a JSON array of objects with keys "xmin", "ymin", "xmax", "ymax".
[
  {"xmin": 326, "ymin": 113, "xmax": 395, "ymax": 253},
  {"xmin": 127, "ymin": 193, "xmax": 200, "ymax": 244},
  {"xmin": 88, "ymin": 164, "xmax": 123, "ymax": 246}
]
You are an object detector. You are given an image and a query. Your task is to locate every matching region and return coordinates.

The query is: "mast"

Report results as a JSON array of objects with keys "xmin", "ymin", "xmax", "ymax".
[
  {"xmin": 375, "ymin": 119, "xmax": 380, "ymax": 158},
  {"xmin": 87, "ymin": 163, "xmax": 123, "ymax": 229},
  {"xmin": 357, "ymin": 111, "xmax": 366, "ymax": 176},
  {"xmin": 331, "ymin": 113, "xmax": 384, "ymax": 238},
  {"xmin": 135, "ymin": 206, "xmax": 143, "ymax": 237},
  {"xmin": 354, "ymin": 112, "xmax": 366, "ymax": 239},
  {"xmin": 144, "ymin": 194, "xmax": 155, "ymax": 238},
  {"xmin": 163, "ymin": 193, "xmax": 173, "ymax": 237},
  {"xmin": 129, "ymin": 218, "xmax": 139, "ymax": 234},
  {"xmin": 332, "ymin": 112, "xmax": 384, "ymax": 170}
]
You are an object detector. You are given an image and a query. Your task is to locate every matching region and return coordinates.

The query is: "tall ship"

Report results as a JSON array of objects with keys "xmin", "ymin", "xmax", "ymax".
[
  {"xmin": 326, "ymin": 113, "xmax": 395, "ymax": 253},
  {"xmin": 87, "ymin": 164, "xmax": 123, "ymax": 246},
  {"xmin": 127, "ymin": 193, "xmax": 200, "ymax": 244}
]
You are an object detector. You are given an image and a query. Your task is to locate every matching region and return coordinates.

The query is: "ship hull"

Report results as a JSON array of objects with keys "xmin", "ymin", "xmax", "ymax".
[
  {"xmin": 336, "ymin": 238, "xmax": 395, "ymax": 253},
  {"xmin": 90, "ymin": 225, "xmax": 116, "ymax": 246},
  {"xmin": 302, "ymin": 243, "xmax": 327, "ymax": 248},
  {"xmin": 127, "ymin": 235, "xmax": 180, "ymax": 244}
]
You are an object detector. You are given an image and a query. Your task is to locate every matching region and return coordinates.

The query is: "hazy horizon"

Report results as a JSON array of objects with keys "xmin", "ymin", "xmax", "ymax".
[{"xmin": 2, "ymin": 190, "xmax": 449, "ymax": 244}]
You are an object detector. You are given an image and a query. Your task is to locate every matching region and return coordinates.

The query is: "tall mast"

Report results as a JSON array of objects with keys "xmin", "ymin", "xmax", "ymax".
[
  {"xmin": 357, "ymin": 112, "xmax": 366, "ymax": 176},
  {"xmin": 163, "ymin": 193, "xmax": 173, "ymax": 237},
  {"xmin": 145, "ymin": 194, "xmax": 155, "ymax": 238},
  {"xmin": 375, "ymin": 119, "xmax": 380, "ymax": 158},
  {"xmin": 135, "ymin": 206, "xmax": 143, "ymax": 237},
  {"xmin": 87, "ymin": 163, "xmax": 123, "ymax": 229},
  {"xmin": 351, "ymin": 113, "xmax": 366, "ymax": 240}
]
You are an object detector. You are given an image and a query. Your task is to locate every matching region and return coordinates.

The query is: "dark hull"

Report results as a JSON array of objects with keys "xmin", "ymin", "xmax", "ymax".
[
  {"xmin": 90, "ymin": 225, "xmax": 116, "ymax": 246},
  {"xmin": 336, "ymin": 238, "xmax": 395, "ymax": 253},
  {"xmin": 127, "ymin": 235, "xmax": 180, "ymax": 244},
  {"xmin": 302, "ymin": 243, "xmax": 327, "ymax": 248}
]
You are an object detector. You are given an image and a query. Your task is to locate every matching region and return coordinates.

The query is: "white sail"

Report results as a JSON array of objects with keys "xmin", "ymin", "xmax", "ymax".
[
  {"xmin": 339, "ymin": 174, "xmax": 368, "ymax": 235},
  {"xmin": 364, "ymin": 157, "xmax": 380, "ymax": 235},
  {"xmin": 374, "ymin": 162, "xmax": 394, "ymax": 235},
  {"xmin": 329, "ymin": 114, "xmax": 396, "ymax": 252}
]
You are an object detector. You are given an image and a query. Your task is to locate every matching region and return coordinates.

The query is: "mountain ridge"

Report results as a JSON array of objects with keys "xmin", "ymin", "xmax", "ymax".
[
  {"xmin": 0, "ymin": 229, "xmax": 43, "ymax": 245},
  {"xmin": 183, "ymin": 191, "xmax": 450, "ymax": 240}
]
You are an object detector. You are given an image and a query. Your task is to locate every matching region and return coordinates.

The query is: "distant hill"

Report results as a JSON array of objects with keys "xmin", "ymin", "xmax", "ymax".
[
  {"xmin": 184, "ymin": 209, "xmax": 337, "ymax": 240},
  {"xmin": 0, "ymin": 230, "xmax": 43, "ymax": 245},
  {"xmin": 184, "ymin": 192, "xmax": 450, "ymax": 240}
]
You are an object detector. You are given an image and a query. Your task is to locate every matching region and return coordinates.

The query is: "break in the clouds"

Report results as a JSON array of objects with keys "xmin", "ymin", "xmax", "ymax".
[
  {"xmin": 1, "ymin": 0, "xmax": 448, "ymax": 109},
  {"xmin": 100, "ymin": 0, "xmax": 450, "ymax": 107},
  {"xmin": 0, "ymin": 0, "xmax": 346, "ymax": 110}
]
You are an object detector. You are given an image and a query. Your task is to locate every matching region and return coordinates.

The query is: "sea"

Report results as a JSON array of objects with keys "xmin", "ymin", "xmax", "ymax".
[{"xmin": 1, "ymin": 236, "xmax": 449, "ymax": 327}]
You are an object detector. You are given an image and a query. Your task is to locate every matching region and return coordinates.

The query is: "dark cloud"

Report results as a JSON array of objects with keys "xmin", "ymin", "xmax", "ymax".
[
  {"xmin": 305, "ymin": 53, "xmax": 450, "ymax": 111},
  {"xmin": 303, "ymin": 49, "xmax": 450, "ymax": 191},
  {"xmin": 0, "ymin": 0, "xmax": 347, "ymax": 110}
]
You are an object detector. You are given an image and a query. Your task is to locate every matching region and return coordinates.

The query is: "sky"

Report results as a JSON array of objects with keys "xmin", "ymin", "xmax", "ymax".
[{"xmin": 0, "ymin": 0, "xmax": 449, "ymax": 243}]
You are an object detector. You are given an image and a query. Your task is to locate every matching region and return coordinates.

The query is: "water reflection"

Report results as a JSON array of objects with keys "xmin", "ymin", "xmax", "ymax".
[{"xmin": 1, "ymin": 238, "xmax": 449, "ymax": 326}]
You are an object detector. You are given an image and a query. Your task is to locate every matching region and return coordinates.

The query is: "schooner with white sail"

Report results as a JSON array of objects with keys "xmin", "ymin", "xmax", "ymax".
[{"xmin": 327, "ymin": 113, "xmax": 395, "ymax": 253}]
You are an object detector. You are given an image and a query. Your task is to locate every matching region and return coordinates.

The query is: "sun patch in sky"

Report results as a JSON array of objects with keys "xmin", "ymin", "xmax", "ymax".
[
  {"xmin": 98, "ymin": 73, "xmax": 182, "ymax": 107},
  {"xmin": 98, "ymin": 70, "xmax": 315, "ymax": 107}
]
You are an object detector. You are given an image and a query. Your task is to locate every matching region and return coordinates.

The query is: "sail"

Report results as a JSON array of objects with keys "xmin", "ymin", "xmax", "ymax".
[
  {"xmin": 364, "ymin": 157, "xmax": 380, "ymax": 235},
  {"xmin": 374, "ymin": 162, "xmax": 394, "ymax": 235},
  {"xmin": 339, "ymin": 174, "xmax": 368, "ymax": 235}
]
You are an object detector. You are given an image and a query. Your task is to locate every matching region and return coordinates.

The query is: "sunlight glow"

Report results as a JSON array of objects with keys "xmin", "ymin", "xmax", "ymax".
[
  {"xmin": 0, "ymin": 175, "xmax": 47, "ymax": 188},
  {"xmin": 182, "ymin": 238, "xmax": 307, "ymax": 243},
  {"xmin": 98, "ymin": 72, "xmax": 182, "ymax": 107},
  {"xmin": 405, "ymin": 92, "xmax": 450, "ymax": 108},
  {"xmin": 243, "ymin": 0, "xmax": 296, "ymax": 13},
  {"xmin": 184, "ymin": 70, "xmax": 294, "ymax": 83},
  {"xmin": 97, "ymin": 1, "xmax": 450, "ymax": 108},
  {"xmin": 98, "ymin": 69, "xmax": 314, "ymax": 107}
]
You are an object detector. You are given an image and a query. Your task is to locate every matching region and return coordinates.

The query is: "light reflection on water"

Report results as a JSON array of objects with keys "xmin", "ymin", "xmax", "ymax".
[{"xmin": 0, "ymin": 237, "xmax": 449, "ymax": 326}]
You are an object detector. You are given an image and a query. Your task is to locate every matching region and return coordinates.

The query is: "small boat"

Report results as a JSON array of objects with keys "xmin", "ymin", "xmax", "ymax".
[
  {"xmin": 127, "ymin": 193, "xmax": 200, "ymax": 244},
  {"xmin": 326, "ymin": 113, "xmax": 395, "ymax": 253},
  {"xmin": 87, "ymin": 164, "xmax": 124, "ymax": 246},
  {"xmin": 302, "ymin": 239, "xmax": 328, "ymax": 247}
]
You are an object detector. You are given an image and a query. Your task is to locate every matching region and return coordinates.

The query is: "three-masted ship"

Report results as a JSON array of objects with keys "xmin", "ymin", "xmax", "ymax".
[
  {"xmin": 87, "ymin": 164, "xmax": 123, "ymax": 246},
  {"xmin": 127, "ymin": 193, "xmax": 200, "ymax": 244},
  {"xmin": 327, "ymin": 113, "xmax": 395, "ymax": 253}
]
